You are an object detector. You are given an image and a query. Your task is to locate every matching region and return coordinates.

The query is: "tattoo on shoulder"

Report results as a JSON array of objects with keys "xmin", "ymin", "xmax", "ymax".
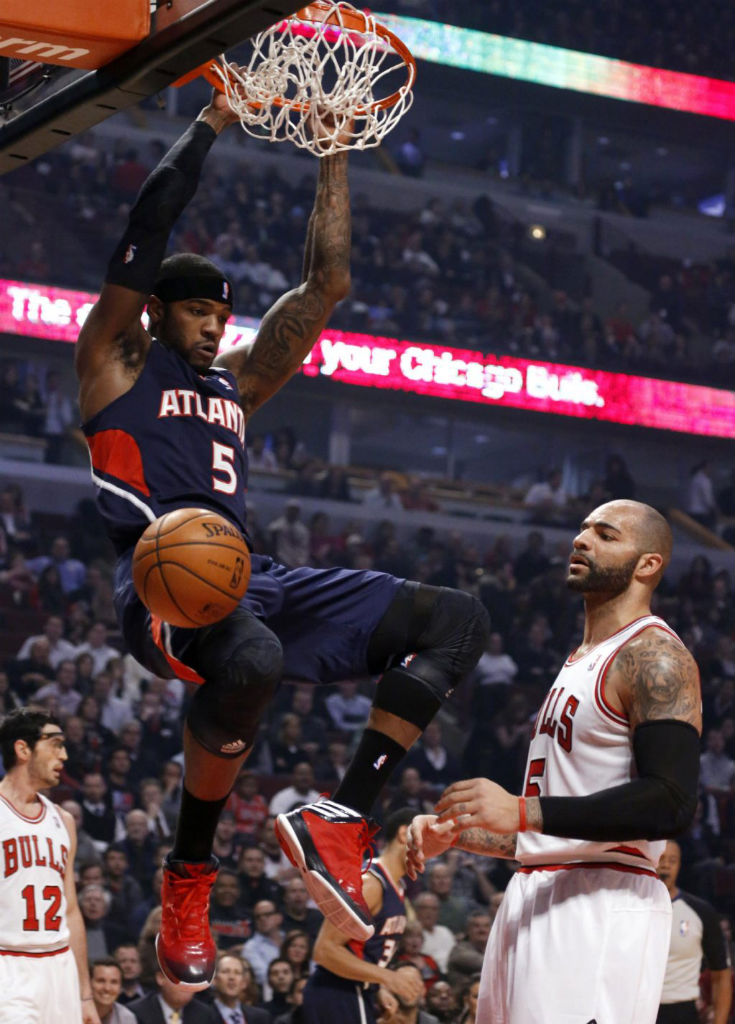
[
  {"xmin": 615, "ymin": 629, "xmax": 701, "ymax": 730},
  {"xmin": 458, "ymin": 829, "xmax": 518, "ymax": 860}
]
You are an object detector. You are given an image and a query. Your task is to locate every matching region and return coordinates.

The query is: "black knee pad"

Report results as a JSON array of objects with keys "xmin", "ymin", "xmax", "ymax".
[
  {"xmin": 369, "ymin": 584, "xmax": 489, "ymax": 727},
  {"xmin": 186, "ymin": 609, "xmax": 283, "ymax": 758}
]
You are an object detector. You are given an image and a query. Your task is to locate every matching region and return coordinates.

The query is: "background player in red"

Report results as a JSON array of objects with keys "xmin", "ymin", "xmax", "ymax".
[
  {"xmin": 75, "ymin": 90, "xmax": 488, "ymax": 988},
  {"xmin": 302, "ymin": 807, "xmax": 423, "ymax": 1024},
  {"xmin": 408, "ymin": 500, "xmax": 702, "ymax": 1024},
  {"xmin": 0, "ymin": 708, "xmax": 100, "ymax": 1024}
]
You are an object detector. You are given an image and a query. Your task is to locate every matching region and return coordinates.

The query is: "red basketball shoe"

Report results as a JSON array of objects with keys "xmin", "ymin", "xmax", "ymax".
[
  {"xmin": 275, "ymin": 799, "xmax": 377, "ymax": 941},
  {"xmin": 156, "ymin": 855, "xmax": 219, "ymax": 989}
]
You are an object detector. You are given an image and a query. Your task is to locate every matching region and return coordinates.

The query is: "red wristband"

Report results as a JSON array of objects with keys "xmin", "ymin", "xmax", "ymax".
[{"xmin": 518, "ymin": 796, "xmax": 527, "ymax": 832}]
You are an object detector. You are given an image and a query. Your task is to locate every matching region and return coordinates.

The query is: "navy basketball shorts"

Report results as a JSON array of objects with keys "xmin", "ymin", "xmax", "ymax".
[
  {"xmin": 302, "ymin": 972, "xmax": 377, "ymax": 1024},
  {"xmin": 114, "ymin": 549, "xmax": 404, "ymax": 684}
]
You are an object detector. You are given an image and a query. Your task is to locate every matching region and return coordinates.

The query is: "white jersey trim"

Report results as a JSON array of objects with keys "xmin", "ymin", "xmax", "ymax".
[
  {"xmin": 0, "ymin": 792, "xmax": 46, "ymax": 824},
  {"xmin": 90, "ymin": 468, "xmax": 156, "ymax": 522}
]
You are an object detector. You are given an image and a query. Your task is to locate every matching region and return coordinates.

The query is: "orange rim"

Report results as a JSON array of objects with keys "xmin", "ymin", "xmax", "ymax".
[{"xmin": 172, "ymin": 0, "xmax": 415, "ymax": 115}]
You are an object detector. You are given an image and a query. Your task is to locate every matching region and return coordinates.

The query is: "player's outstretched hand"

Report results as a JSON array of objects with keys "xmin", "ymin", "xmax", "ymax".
[
  {"xmin": 406, "ymin": 814, "xmax": 456, "ymax": 880},
  {"xmin": 385, "ymin": 967, "xmax": 425, "ymax": 1005},
  {"xmin": 435, "ymin": 777, "xmax": 521, "ymax": 835}
]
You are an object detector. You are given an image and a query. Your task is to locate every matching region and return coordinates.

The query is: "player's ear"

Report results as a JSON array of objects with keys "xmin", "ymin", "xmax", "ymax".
[
  {"xmin": 636, "ymin": 552, "xmax": 663, "ymax": 581},
  {"xmin": 146, "ymin": 295, "xmax": 164, "ymax": 331}
]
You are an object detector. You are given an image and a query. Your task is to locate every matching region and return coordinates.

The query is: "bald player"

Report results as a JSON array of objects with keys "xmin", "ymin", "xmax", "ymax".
[{"xmin": 407, "ymin": 501, "xmax": 702, "ymax": 1024}]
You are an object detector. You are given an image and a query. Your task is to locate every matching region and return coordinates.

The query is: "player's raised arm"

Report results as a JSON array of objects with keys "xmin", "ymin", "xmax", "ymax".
[
  {"xmin": 75, "ymin": 94, "xmax": 237, "ymax": 420},
  {"xmin": 215, "ymin": 145, "xmax": 351, "ymax": 415}
]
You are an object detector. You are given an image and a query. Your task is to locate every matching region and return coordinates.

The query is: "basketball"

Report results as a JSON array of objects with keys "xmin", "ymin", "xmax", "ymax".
[{"xmin": 132, "ymin": 508, "xmax": 251, "ymax": 628}]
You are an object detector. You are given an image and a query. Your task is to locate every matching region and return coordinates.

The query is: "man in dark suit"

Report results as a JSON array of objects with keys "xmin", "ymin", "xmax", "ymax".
[
  {"xmin": 207, "ymin": 952, "xmax": 271, "ymax": 1024},
  {"xmin": 128, "ymin": 969, "xmax": 219, "ymax": 1023}
]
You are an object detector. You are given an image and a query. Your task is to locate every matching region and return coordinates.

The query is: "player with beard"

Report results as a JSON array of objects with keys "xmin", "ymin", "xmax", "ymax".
[{"xmin": 406, "ymin": 500, "xmax": 702, "ymax": 1024}]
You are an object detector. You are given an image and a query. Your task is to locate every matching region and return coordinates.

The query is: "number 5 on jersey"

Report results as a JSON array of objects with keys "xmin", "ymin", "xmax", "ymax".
[{"xmin": 212, "ymin": 442, "xmax": 238, "ymax": 494}]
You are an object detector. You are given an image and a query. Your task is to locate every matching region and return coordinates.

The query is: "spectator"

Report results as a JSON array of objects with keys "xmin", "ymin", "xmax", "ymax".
[
  {"xmin": 242, "ymin": 899, "xmax": 285, "ymax": 988},
  {"xmin": 404, "ymin": 721, "xmax": 461, "ymax": 794},
  {"xmin": 470, "ymin": 633, "xmax": 519, "ymax": 695},
  {"xmin": 383, "ymin": 767, "xmax": 434, "ymax": 819},
  {"xmin": 446, "ymin": 911, "xmax": 492, "ymax": 989},
  {"xmin": 89, "ymin": 956, "xmax": 138, "ymax": 1024},
  {"xmin": 318, "ymin": 465, "xmax": 353, "ymax": 502},
  {"xmin": 269, "ymin": 761, "xmax": 321, "ymax": 817},
  {"xmin": 0, "ymin": 484, "xmax": 33, "ymax": 551},
  {"xmin": 324, "ymin": 679, "xmax": 371, "ymax": 734},
  {"xmin": 103, "ymin": 845, "xmax": 144, "ymax": 935},
  {"xmin": 280, "ymin": 877, "xmax": 323, "ymax": 943},
  {"xmin": 28, "ymin": 535, "xmax": 87, "ymax": 596},
  {"xmin": 512, "ymin": 530, "xmax": 550, "ymax": 587},
  {"xmin": 34, "ymin": 657, "xmax": 82, "ymax": 716},
  {"xmin": 699, "ymin": 728, "xmax": 735, "ymax": 836},
  {"xmin": 269, "ymin": 714, "xmax": 311, "ymax": 775},
  {"xmin": 79, "ymin": 884, "xmax": 130, "ymax": 959},
  {"xmin": 128, "ymin": 966, "xmax": 218, "ymax": 1022},
  {"xmin": 113, "ymin": 809, "xmax": 159, "ymax": 895},
  {"xmin": 209, "ymin": 951, "xmax": 271, "ymax": 1024},
  {"xmin": 209, "ymin": 868, "xmax": 253, "ymax": 950},
  {"xmin": 363, "ymin": 472, "xmax": 404, "ymax": 511},
  {"xmin": 248, "ymin": 432, "xmax": 278, "ymax": 471},
  {"xmin": 686, "ymin": 461, "xmax": 719, "ymax": 531},
  {"xmin": 261, "ymin": 959, "xmax": 296, "ymax": 1017},
  {"xmin": 42, "ymin": 369, "xmax": 74, "ymax": 463},
  {"xmin": 425, "ymin": 980, "xmax": 458, "ymax": 1024},
  {"xmin": 396, "ymin": 922, "xmax": 441, "ymax": 990},
  {"xmin": 211, "ymin": 810, "xmax": 243, "ymax": 870},
  {"xmin": 523, "ymin": 469, "xmax": 570, "ymax": 525},
  {"xmin": 159, "ymin": 759, "xmax": 184, "ymax": 831},
  {"xmin": 6, "ymin": 636, "xmax": 55, "ymax": 701},
  {"xmin": 78, "ymin": 694, "xmax": 117, "ymax": 766},
  {"xmin": 16, "ymin": 614, "xmax": 77, "ymax": 668},
  {"xmin": 75, "ymin": 621, "xmax": 121, "ymax": 676},
  {"xmin": 237, "ymin": 845, "xmax": 283, "ymax": 910},
  {"xmin": 113, "ymin": 943, "xmax": 150, "ymax": 1006},
  {"xmin": 268, "ymin": 499, "xmax": 310, "ymax": 567},
  {"xmin": 81, "ymin": 770, "xmax": 117, "ymax": 847},
  {"xmin": 457, "ymin": 974, "xmax": 481, "ymax": 1024},
  {"xmin": 426, "ymin": 862, "xmax": 470, "ymax": 935},
  {"xmin": 603, "ymin": 454, "xmax": 637, "ymax": 500},
  {"xmin": 280, "ymin": 929, "xmax": 313, "ymax": 981},
  {"xmin": 411, "ymin": 892, "xmax": 455, "ymax": 973},
  {"xmin": 396, "ymin": 129, "xmax": 425, "ymax": 177},
  {"xmin": 226, "ymin": 769, "xmax": 270, "ymax": 837},
  {"xmin": 61, "ymin": 798, "xmax": 102, "ymax": 869}
]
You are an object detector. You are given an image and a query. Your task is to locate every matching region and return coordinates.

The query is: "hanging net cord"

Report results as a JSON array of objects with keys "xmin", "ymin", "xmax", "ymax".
[{"xmin": 213, "ymin": 2, "xmax": 415, "ymax": 155}]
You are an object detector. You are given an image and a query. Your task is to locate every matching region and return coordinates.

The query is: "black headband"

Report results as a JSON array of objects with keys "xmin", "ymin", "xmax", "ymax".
[{"xmin": 153, "ymin": 274, "xmax": 235, "ymax": 307}]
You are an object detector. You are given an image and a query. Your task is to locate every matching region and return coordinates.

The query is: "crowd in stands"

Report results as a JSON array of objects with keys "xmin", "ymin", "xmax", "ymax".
[
  {"xmin": 3, "ymin": 128, "xmax": 733, "ymax": 388},
  {"xmin": 377, "ymin": 0, "xmax": 734, "ymax": 81},
  {"xmin": 0, "ymin": 479, "xmax": 732, "ymax": 1022}
]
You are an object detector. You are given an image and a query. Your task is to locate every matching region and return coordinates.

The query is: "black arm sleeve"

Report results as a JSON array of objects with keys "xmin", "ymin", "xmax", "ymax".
[
  {"xmin": 538, "ymin": 719, "xmax": 700, "ymax": 842},
  {"xmin": 105, "ymin": 120, "xmax": 217, "ymax": 294}
]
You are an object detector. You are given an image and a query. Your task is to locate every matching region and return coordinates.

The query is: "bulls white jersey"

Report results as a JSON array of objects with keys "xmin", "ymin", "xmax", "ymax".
[
  {"xmin": 0, "ymin": 792, "xmax": 71, "ymax": 953},
  {"xmin": 516, "ymin": 614, "xmax": 682, "ymax": 871}
]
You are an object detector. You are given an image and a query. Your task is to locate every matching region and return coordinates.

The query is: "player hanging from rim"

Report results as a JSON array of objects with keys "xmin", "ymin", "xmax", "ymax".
[
  {"xmin": 302, "ymin": 807, "xmax": 422, "ymax": 1024},
  {"xmin": 407, "ymin": 500, "xmax": 702, "ymax": 1024},
  {"xmin": 0, "ymin": 708, "xmax": 100, "ymax": 1024},
  {"xmin": 75, "ymin": 89, "xmax": 488, "ymax": 990}
]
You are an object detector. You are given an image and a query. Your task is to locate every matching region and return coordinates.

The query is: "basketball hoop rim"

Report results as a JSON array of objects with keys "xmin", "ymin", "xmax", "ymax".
[{"xmin": 174, "ymin": 0, "xmax": 416, "ymax": 116}]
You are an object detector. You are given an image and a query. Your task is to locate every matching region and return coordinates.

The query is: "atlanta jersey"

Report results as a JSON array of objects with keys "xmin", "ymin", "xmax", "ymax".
[
  {"xmin": 516, "ymin": 614, "xmax": 683, "ymax": 870},
  {"xmin": 304, "ymin": 861, "xmax": 406, "ymax": 1024},
  {"xmin": 82, "ymin": 341, "xmax": 248, "ymax": 554},
  {"xmin": 0, "ymin": 793, "xmax": 70, "ymax": 953}
]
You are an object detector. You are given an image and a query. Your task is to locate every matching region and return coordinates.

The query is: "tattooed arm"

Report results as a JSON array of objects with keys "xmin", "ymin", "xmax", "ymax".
[
  {"xmin": 611, "ymin": 626, "xmax": 702, "ymax": 732},
  {"xmin": 434, "ymin": 627, "xmax": 701, "ymax": 843},
  {"xmin": 406, "ymin": 814, "xmax": 517, "ymax": 879},
  {"xmin": 215, "ymin": 152, "xmax": 351, "ymax": 415}
]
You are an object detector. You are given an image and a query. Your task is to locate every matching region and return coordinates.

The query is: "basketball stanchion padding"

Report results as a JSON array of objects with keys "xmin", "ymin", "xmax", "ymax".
[
  {"xmin": 132, "ymin": 508, "xmax": 251, "ymax": 628},
  {"xmin": 175, "ymin": 0, "xmax": 416, "ymax": 156}
]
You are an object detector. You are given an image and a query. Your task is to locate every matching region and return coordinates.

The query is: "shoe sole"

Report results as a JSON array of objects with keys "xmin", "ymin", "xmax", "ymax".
[
  {"xmin": 275, "ymin": 813, "xmax": 374, "ymax": 942},
  {"xmin": 155, "ymin": 933, "xmax": 214, "ymax": 992}
]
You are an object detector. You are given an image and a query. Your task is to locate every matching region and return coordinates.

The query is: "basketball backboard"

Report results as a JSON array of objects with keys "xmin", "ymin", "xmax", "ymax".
[{"xmin": 0, "ymin": 0, "xmax": 301, "ymax": 175}]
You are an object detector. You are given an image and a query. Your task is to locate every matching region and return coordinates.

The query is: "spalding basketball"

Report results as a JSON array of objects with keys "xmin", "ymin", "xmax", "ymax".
[{"xmin": 132, "ymin": 508, "xmax": 251, "ymax": 628}]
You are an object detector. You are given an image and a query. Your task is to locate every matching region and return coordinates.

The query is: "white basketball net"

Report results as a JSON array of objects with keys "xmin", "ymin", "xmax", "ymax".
[{"xmin": 213, "ymin": 1, "xmax": 415, "ymax": 156}]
